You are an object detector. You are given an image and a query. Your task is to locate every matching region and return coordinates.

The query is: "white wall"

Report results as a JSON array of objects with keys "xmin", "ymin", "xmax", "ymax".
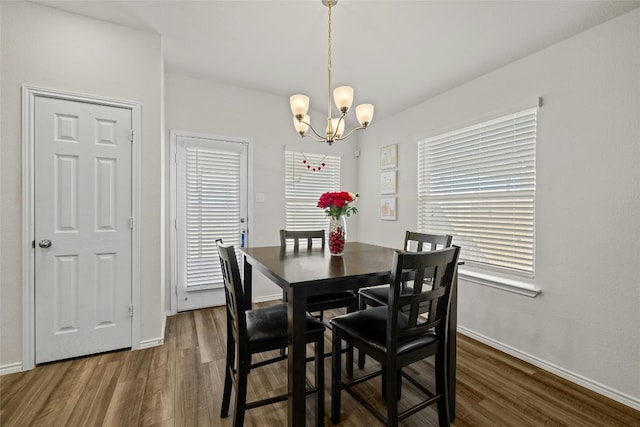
[
  {"xmin": 356, "ymin": 9, "xmax": 640, "ymax": 405},
  {"xmin": 164, "ymin": 73, "xmax": 360, "ymax": 301},
  {"xmin": 0, "ymin": 2, "xmax": 165, "ymax": 367}
]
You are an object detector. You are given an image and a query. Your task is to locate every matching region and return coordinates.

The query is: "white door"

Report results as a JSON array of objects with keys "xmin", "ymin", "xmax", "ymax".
[
  {"xmin": 175, "ymin": 134, "xmax": 248, "ymax": 311},
  {"xmin": 34, "ymin": 96, "xmax": 133, "ymax": 364}
]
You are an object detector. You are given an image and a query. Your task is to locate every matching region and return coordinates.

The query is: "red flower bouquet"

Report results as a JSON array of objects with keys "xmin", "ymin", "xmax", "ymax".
[{"xmin": 317, "ymin": 191, "xmax": 359, "ymax": 219}]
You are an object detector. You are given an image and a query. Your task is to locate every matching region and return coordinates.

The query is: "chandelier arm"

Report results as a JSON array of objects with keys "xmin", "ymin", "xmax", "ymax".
[
  {"xmin": 334, "ymin": 125, "xmax": 366, "ymax": 141},
  {"xmin": 299, "ymin": 119, "xmax": 326, "ymax": 141},
  {"xmin": 302, "ymin": 134, "xmax": 328, "ymax": 143},
  {"xmin": 329, "ymin": 113, "xmax": 346, "ymax": 140}
]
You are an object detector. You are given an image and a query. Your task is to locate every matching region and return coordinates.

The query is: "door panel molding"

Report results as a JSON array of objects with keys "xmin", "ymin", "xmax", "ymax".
[{"xmin": 21, "ymin": 85, "xmax": 142, "ymax": 370}]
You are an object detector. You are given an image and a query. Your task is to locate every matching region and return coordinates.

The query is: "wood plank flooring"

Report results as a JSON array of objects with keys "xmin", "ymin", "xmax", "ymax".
[{"xmin": 1, "ymin": 304, "xmax": 638, "ymax": 426}]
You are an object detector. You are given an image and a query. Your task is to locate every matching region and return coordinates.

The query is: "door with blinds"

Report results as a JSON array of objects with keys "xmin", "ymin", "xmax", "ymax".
[{"xmin": 175, "ymin": 134, "xmax": 248, "ymax": 311}]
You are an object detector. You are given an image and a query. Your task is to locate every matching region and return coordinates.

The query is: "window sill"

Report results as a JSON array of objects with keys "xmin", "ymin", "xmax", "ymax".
[{"xmin": 458, "ymin": 267, "xmax": 541, "ymax": 298}]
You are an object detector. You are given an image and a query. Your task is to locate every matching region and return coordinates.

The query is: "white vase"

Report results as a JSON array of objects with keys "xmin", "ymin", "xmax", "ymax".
[{"xmin": 329, "ymin": 216, "xmax": 346, "ymax": 256}]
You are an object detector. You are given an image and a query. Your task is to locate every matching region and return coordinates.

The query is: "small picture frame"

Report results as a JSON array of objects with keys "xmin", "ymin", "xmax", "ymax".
[
  {"xmin": 380, "ymin": 144, "xmax": 397, "ymax": 170},
  {"xmin": 380, "ymin": 197, "xmax": 397, "ymax": 220},
  {"xmin": 380, "ymin": 170, "xmax": 396, "ymax": 194}
]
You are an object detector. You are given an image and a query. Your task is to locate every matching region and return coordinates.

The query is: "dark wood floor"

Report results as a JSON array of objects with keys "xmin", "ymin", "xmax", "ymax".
[{"xmin": 1, "ymin": 304, "xmax": 638, "ymax": 426}]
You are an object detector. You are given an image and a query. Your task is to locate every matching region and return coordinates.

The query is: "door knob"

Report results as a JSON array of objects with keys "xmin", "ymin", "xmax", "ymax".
[{"xmin": 39, "ymin": 239, "xmax": 52, "ymax": 248}]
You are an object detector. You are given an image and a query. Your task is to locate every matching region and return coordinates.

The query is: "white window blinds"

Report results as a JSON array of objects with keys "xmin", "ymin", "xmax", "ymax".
[
  {"xmin": 178, "ymin": 139, "xmax": 245, "ymax": 290},
  {"xmin": 285, "ymin": 150, "xmax": 341, "ymax": 231},
  {"xmin": 417, "ymin": 107, "xmax": 537, "ymax": 273}
]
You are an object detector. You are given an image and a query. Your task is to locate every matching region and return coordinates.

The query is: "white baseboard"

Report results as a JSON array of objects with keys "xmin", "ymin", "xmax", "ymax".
[
  {"xmin": 138, "ymin": 337, "xmax": 164, "ymax": 350},
  {"xmin": 253, "ymin": 293, "xmax": 282, "ymax": 303},
  {"xmin": 458, "ymin": 326, "xmax": 640, "ymax": 411},
  {"xmin": 0, "ymin": 362, "xmax": 23, "ymax": 376}
]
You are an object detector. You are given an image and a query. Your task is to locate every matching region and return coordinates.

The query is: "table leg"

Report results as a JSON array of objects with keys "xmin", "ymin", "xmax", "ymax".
[
  {"xmin": 448, "ymin": 270, "xmax": 458, "ymax": 421},
  {"xmin": 243, "ymin": 255, "xmax": 252, "ymax": 309},
  {"xmin": 287, "ymin": 286, "xmax": 308, "ymax": 427}
]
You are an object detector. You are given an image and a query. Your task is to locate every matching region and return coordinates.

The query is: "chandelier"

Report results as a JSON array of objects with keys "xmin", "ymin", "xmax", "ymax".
[{"xmin": 289, "ymin": 0, "xmax": 374, "ymax": 145}]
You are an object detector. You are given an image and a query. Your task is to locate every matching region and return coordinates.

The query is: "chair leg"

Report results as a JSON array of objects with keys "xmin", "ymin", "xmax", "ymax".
[
  {"xmin": 346, "ymin": 342, "xmax": 354, "ymax": 378},
  {"xmin": 220, "ymin": 364, "xmax": 233, "ymax": 417},
  {"xmin": 381, "ymin": 366, "xmax": 387, "ymax": 401},
  {"xmin": 331, "ymin": 329, "xmax": 342, "ymax": 424},
  {"xmin": 357, "ymin": 295, "xmax": 367, "ymax": 369},
  {"xmin": 435, "ymin": 350, "xmax": 451, "ymax": 427},
  {"xmin": 346, "ymin": 298, "xmax": 358, "ymax": 377},
  {"xmin": 385, "ymin": 368, "xmax": 400, "ymax": 427},
  {"xmin": 233, "ymin": 360, "xmax": 249, "ymax": 427},
  {"xmin": 280, "ymin": 291, "xmax": 288, "ymax": 357},
  {"xmin": 357, "ymin": 349, "xmax": 366, "ymax": 370},
  {"xmin": 221, "ymin": 328, "xmax": 235, "ymax": 417},
  {"xmin": 315, "ymin": 334, "xmax": 325, "ymax": 427}
]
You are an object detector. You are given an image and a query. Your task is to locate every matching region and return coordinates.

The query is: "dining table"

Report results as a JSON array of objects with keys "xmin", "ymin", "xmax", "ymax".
[{"xmin": 239, "ymin": 241, "xmax": 458, "ymax": 426}]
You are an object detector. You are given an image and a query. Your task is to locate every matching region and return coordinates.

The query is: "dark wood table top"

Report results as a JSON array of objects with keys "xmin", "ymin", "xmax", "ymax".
[{"xmin": 240, "ymin": 242, "xmax": 401, "ymax": 295}]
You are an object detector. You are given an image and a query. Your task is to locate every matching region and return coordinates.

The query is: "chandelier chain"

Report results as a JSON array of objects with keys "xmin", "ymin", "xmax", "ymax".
[{"xmin": 327, "ymin": 0, "xmax": 332, "ymax": 71}]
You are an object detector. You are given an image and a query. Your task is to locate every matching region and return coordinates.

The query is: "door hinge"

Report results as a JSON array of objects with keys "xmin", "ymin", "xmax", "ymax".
[
  {"xmin": 129, "ymin": 217, "xmax": 134, "ymax": 229},
  {"xmin": 128, "ymin": 304, "xmax": 134, "ymax": 317},
  {"xmin": 129, "ymin": 129, "xmax": 134, "ymax": 143}
]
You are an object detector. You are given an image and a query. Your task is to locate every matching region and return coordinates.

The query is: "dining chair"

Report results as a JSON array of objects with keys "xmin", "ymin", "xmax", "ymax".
[
  {"xmin": 279, "ymin": 229, "xmax": 358, "ymax": 321},
  {"xmin": 330, "ymin": 246, "xmax": 460, "ymax": 427},
  {"xmin": 217, "ymin": 242, "xmax": 326, "ymax": 427},
  {"xmin": 357, "ymin": 231, "xmax": 453, "ymax": 368}
]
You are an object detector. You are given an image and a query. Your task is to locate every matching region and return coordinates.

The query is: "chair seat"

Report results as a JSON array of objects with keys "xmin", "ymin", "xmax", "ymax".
[
  {"xmin": 247, "ymin": 303, "xmax": 325, "ymax": 349},
  {"xmin": 330, "ymin": 306, "xmax": 437, "ymax": 356}
]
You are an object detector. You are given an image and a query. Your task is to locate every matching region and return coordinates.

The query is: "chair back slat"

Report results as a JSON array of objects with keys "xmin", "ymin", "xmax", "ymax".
[
  {"xmin": 387, "ymin": 246, "xmax": 460, "ymax": 350},
  {"xmin": 280, "ymin": 229, "xmax": 326, "ymax": 251},
  {"xmin": 399, "ymin": 231, "xmax": 453, "ymax": 295},
  {"xmin": 217, "ymin": 242, "xmax": 247, "ymax": 343},
  {"xmin": 398, "ymin": 286, "xmax": 447, "ymax": 334},
  {"xmin": 404, "ymin": 231, "xmax": 453, "ymax": 252}
]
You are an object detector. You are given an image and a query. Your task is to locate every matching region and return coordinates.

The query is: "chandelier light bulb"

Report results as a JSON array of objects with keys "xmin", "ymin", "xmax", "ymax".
[
  {"xmin": 293, "ymin": 115, "xmax": 310, "ymax": 135},
  {"xmin": 356, "ymin": 104, "xmax": 374, "ymax": 127},
  {"xmin": 333, "ymin": 86, "xmax": 354, "ymax": 114},
  {"xmin": 326, "ymin": 118, "xmax": 345, "ymax": 140},
  {"xmin": 290, "ymin": 94, "xmax": 310, "ymax": 119}
]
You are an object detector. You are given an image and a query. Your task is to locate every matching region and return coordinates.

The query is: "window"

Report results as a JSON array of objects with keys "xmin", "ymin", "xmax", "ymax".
[
  {"xmin": 285, "ymin": 150, "xmax": 341, "ymax": 231},
  {"xmin": 417, "ymin": 107, "xmax": 537, "ymax": 274}
]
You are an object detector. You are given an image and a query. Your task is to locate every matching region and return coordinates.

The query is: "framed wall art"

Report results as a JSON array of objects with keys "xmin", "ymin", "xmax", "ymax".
[
  {"xmin": 380, "ymin": 197, "xmax": 397, "ymax": 220},
  {"xmin": 380, "ymin": 144, "xmax": 397, "ymax": 170},
  {"xmin": 380, "ymin": 170, "xmax": 396, "ymax": 194}
]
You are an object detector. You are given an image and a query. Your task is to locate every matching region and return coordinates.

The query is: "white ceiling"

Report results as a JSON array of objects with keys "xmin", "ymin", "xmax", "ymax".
[{"xmin": 33, "ymin": 0, "xmax": 639, "ymax": 120}]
